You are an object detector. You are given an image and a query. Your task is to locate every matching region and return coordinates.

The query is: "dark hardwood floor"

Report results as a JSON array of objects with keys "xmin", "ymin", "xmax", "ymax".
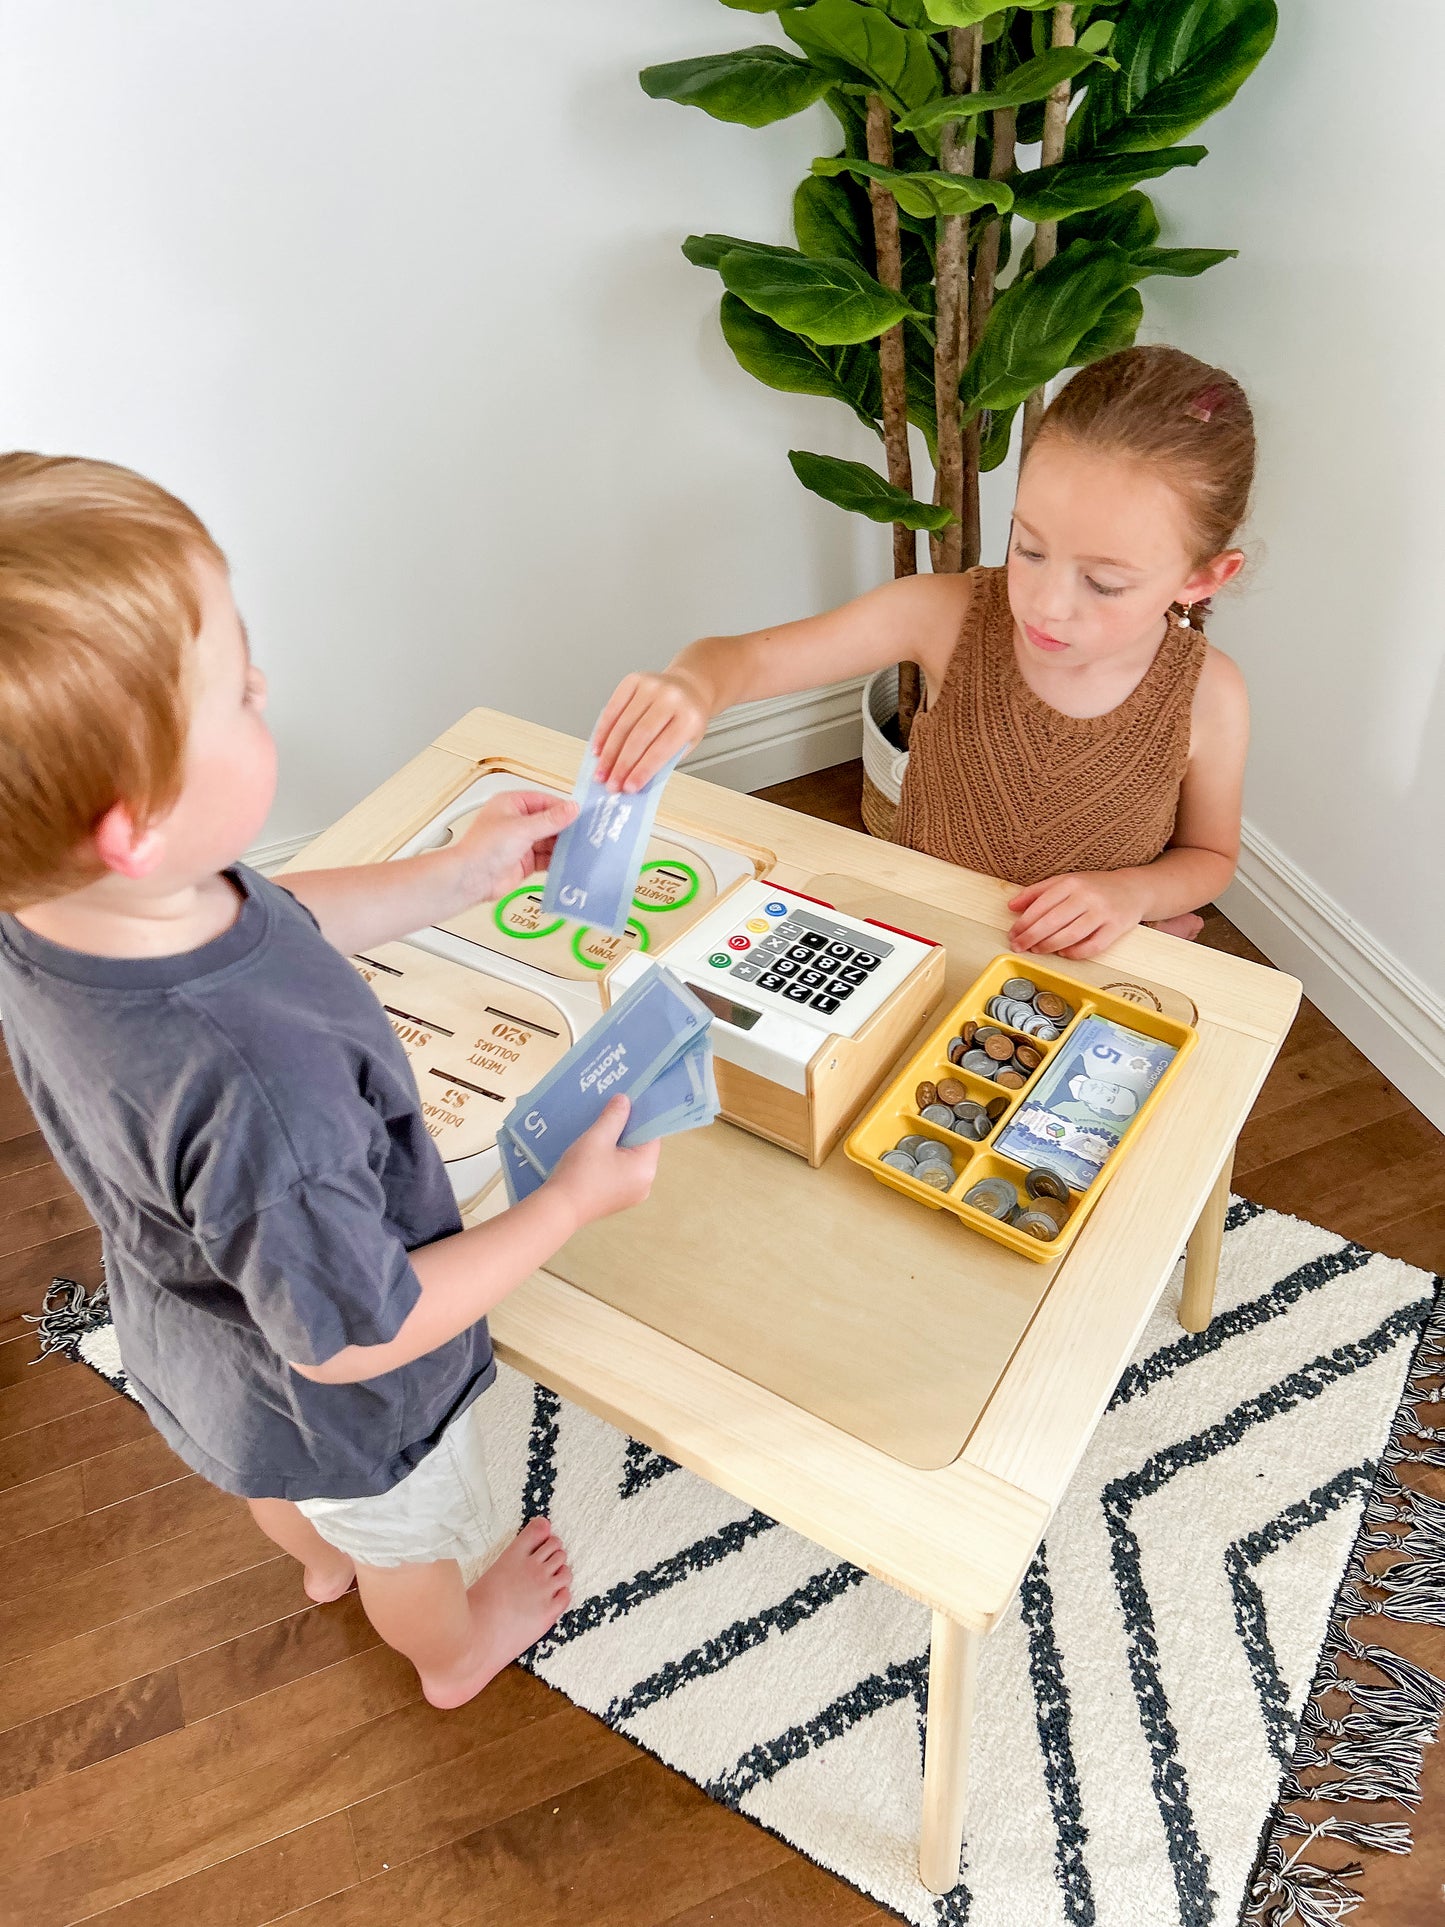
[{"xmin": 0, "ymin": 760, "xmax": 1440, "ymax": 1925}]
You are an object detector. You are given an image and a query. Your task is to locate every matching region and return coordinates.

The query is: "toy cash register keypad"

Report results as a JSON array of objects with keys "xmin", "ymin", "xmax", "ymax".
[{"xmin": 705, "ymin": 901, "xmax": 892, "ymax": 1016}]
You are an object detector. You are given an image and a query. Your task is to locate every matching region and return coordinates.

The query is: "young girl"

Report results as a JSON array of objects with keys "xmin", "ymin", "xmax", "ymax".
[{"xmin": 594, "ymin": 345, "xmax": 1254, "ymax": 960}]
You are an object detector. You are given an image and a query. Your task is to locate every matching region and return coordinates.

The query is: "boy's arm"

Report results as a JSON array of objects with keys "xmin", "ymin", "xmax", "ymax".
[
  {"xmin": 594, "ymin": 571, "xmax": 974, "ymax": 793},
  {"xmin": 279, "ymin": 790, "xmax": 576, "ymax": 955},
  {"xmin": 289, "ymin": 1096, "xmax": 656, "ymax": 1385}
]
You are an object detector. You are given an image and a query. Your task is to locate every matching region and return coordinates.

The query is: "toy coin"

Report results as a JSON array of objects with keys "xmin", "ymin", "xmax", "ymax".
[
  {"xmin": 948, "ymin": 1039, "xmax": 968, "ymax": 1066},
  {"xmin": 1001, "ymin": 976, "xmax": 1037, "ymax": 1002},
  {"xmin": 961, "ymin": 1049, "xmax": 998, "ymax": 1078},
  {"xmin": 1034, "ymin": 992, "xmax": 1068, "ymax": 1021},
  {"xmin": 915, "ymin": 1080, "xmax": 938, "ymax": 1110},
  {"xmin": 963, "ymin": 1177, "xmax": 1018, "ymax": 1220},
  {"xmin": 898, "ymin": 1135, "xmax": 928, "ymax": 1158},
  {"xmin": 984, "ymin": 1034, "xmax": 1015, "ymax": 1062},
  {"xmin": 1013, "ymin": 1208, "xmax": 1061, "ymax": 1241},
  {"xmin": 995, "ymin": 1068, "xmax": 1027, "ymax": 1089},
  {"xmin": 936, "ymin": 1077, "xmax": 967, "ymax": 1107},
  {"xmin": 921, "ymin": 1103, "xmax": 956, "ymax": 1128},
  {"xmin": 1014, "ymin": 1043, "xmax": 1043, "ymax": 1071},
  {"xmin": 952, "ymin": 1098, "xmax": 986, "ymax": 1122},
  {"xmin": 915, "ymin": 1161, "xmax": 953, "ymax": 1191},
  {"xmin": 1025, "ymin": 1167, "xmax": 1070, "ymax": 1202},
  {"xmin": 880, "ymin": 1150, "xmax": 917, "ymax": 1174},
  {"xmin": 961, "ymin": 1019, "xmax": 978, "ymax": 1046},
  {"xmin": 915, "ymin": 1138, "xmax": 953, "ymax": 1165},
  {"xmin": 986, "ymin": 1095, "xmax": 1008, "ymax": 1121},
  {"xmin": 1028, "ymin": 1193, "xmax": 1070, "ymax": 1229}
]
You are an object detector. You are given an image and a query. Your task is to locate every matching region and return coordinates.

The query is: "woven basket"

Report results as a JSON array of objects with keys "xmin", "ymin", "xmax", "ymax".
[{"xmin": 860, "ymin": 666, "xmax": 908, "ymax": 842}]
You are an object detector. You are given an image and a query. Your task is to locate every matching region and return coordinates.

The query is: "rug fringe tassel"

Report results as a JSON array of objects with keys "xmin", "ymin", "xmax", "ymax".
[
  {"xmin": 1275, "ymin": 1813, "xmax": 1414, "ymax": 1854},
  {"xmin": 22, "ymin": 1274, "xmax": 110, "ymax": 1362},
  {"xmin": 1245, "ymin": 1827, "xmax": 1365, "ymax": 1925}
]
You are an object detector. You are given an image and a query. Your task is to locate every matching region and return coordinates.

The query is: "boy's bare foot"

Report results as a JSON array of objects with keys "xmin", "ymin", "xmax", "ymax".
[
  {"xmin": 1147, "ymin": 912, "xmax": 1205, "ymax": 942},
  {"xmin": 419, "ymin": 1517, "xmax": 571, "ymax": 1710},
  {"xmin": 303, "ymin": 1553, "xmax": 357, "ymax": 1604}
]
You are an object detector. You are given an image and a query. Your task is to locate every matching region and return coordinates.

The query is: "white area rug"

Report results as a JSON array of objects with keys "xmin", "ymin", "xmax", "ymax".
[{"xmin": 49, "ymin": 1199, "xmax": 1439, "ymax": 1927}]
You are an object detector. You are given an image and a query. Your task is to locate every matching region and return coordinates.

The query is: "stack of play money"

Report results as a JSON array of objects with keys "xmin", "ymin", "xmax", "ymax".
[
  {"xmin": 983, "ymin": 977, "xmax": 1074, "ymax": 1042},
  {"xmin": 961, "ymin": 1167, "xmax": 1072, "ymax": 1241},
  {"xmin": 499, "ymin": 965, "xmax": 718, "ymax": 1204},
  {"xmin": 540, "ymin": 745, "xmax": 683, "ymax": 937},
  {"xmin": 940, "ymin": 1022, "xmax": 1045, "ymax": 1091}
]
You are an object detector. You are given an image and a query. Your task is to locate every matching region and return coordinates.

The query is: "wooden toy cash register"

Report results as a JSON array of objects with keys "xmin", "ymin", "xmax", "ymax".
[{"xmin": 348, "ymin": 764, "xmax": 944, "ymax": 1201}]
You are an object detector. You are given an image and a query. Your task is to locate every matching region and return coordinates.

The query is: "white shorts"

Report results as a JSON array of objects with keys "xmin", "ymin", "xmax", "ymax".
[{"xmin": 297, "ymin": 1394, "xmax": 500, "ymax": 1572}]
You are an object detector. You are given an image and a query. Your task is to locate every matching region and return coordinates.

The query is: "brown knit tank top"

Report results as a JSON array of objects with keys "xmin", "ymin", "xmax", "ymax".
[{"xmin": 894, "ymin": 566, "xmax": 1206, "ymax": 886}]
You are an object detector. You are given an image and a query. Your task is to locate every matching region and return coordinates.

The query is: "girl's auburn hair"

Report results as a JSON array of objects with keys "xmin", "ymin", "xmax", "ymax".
[
  {"xmin": 0, "ymin": 452, "xmax": 226, "ymax": 911},
  {"xmin": 1034, "ymin": 344, "xmax": 1256, "ymax": 564}
]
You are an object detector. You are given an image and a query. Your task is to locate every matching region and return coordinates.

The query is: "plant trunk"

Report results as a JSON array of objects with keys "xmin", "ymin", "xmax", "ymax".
[
  {"xmin": 931, "ymin": 26, "xmax": 980, "ymax": 578},
  {"xmin": 965, "ymin": 103, "xmax": 1016, "ymax": 563},
  {"xmin": 1020, "ymin": 3, "xmax": 1074, "ymax": 455},
  {"xmin": 864, "ymin": 93, "xmax": 920, "ymax": 736}
]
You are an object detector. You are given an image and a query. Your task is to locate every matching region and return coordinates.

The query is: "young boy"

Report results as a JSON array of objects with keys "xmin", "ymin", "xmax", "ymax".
[{"xmin": 0, "ymin": 453, "xmax": 660, "ymax": 1708}]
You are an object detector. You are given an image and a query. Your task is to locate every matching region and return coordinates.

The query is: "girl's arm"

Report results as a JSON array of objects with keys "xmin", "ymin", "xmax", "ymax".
[
  {"xmin": 594, "ymin": 571, "xmax": 973, "ymax": 792},
  {"xmin": 1008, "ymin": 647, "xmax": 1249, "ymax": 958}
]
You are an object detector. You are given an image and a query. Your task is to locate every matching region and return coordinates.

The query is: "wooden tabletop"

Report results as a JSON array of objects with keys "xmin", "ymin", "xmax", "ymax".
[{"xmin": 288, "ymin": 708, "xmax": 1302, "ymax": 1634}]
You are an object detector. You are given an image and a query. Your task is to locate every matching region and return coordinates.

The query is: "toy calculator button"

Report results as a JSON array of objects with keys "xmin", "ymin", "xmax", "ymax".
[
  {"xmin": 783, "ymin": 983, "xmax": 813, "ymax": 1004},
  {"xmin": 745, "ymin": 918, "xmax": 770, "ymax": 934},
  {"xmin": 837, "ymin": 965, "xmax": 868, "ymax": 986},
  {"xmin": 772, "ymin": 957, "xmax": 800, "ymax": 977},
  {"xmin": 758, "ymin": 934, "xmax": 789, "ymax": 955},
  {"xmin": 827, "ymin": 979, "xmax": 856, "ymax": 999},
  {"xmin": 757, "ymin": 971, "xmax": 787, "ymax": 992},
  {"xmin": 797, "ymin": 932, "xmax": 827, "ymax": 951},
  {"xmin": 765, "ymin": 900, "xmax": 788, "ymax": 918},
  {"xmin": 731, "ymin": 960, "xmax": 761, "ymax": 982},
  {"xmin": 851, "ymin": 953, "xmax": 881, "ymax": 972},
  {"xmin": 708, "ymin": 952, "xmax": 731, "ymax": 969},
  {"xmin": 810, "ymin": 993, "xmax": 841, "ymax": 1013},
  {"xmin": 727, "ymin": 935, "xmax": 750, "ymax": 951},
  {"xmin": 785, "ymin": 945, "xmax": 814, "ymax": 963},
  {"xmin": 825, "ymin": 942, "xmax": 855, "ymax": 962},
  {"xmin": 798, "ymin": 968, "xmax": 828, "ymax": 989}
]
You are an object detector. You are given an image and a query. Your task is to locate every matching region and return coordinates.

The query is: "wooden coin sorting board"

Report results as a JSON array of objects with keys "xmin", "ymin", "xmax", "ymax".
[{"xmin": 541, "ymin": 876, "xmax": 1191, "ymax": 1471}]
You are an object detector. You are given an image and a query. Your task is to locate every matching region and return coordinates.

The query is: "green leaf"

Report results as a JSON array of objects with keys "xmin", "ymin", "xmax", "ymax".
[
  {"xmin": 1077, "ymin": 19, "xmax": 1116, "ymax": 54},
  {"xmin": 784, "ymin": 0, "xmax": 941, "ymax": 114},
  {"xmin": 1071, "ymin": 0, "xmax": 1278, "ymax": 156},
  {"xmin": 639, "ymin": 46, "xmax": 830, "ymax": 128},
  {"xmin": 897, "ymin": 48, "xmax": 1112, "ymax": 134},
  {"xmin": 720, "ymin": 246, "xmax": 915, "ymax": 345},
  {"xmin": 922, "ymin": 0, "xmax": 1053, "ymax": 23},
  {"xmin": 979, "ymin": 401, "xmax": 1020, "ymax": 472},
  {"xmin": 1070, "ymin": 286, "xmax": 1144, "ymax": 363},
  {"xmin": 1056, "ymin": 189, "xmax": 1161, "ymax": 256},
  {"xmin": 1131, "ymin": 245, "xmax": 1237, "ymax": 278},
  {"xmin": 719, "ymin": 0, "xmax": 808, "ymax": 10},
  {"xmin": 812, "ymin": 156, "xmax": 1013, "ymax": 222},
  {"xmin": 793, "ymin": 174, "xmax": 870, "ymax": 267},
  {"xmin": 682, "ymin": 233, "xmax": 800, "ymax": 272},
  {"xmin": 959, "ymin": 241, "xmax": 1145, "ymax": 418},
  {"xmin": 719, "ymin": 295, "xmax": 880, "ymax": 430},
  {"xmin": 788, "ymin": 450, "xmax": 955, "ymax": 531},
  {"xmin": 1010, "ymin": 145, "xmax": 1206, "ymax": 222}
]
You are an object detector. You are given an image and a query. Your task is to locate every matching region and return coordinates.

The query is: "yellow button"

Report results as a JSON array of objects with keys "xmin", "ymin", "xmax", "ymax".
[{"xmin": 746, "ymin": 918, "xmax": 770, "ymax": 934}]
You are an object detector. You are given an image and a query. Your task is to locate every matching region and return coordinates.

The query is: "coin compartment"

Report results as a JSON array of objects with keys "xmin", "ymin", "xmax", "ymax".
[{"xmin": 845, "ymin": 952, "xmax": 1197, "ymax": 1263}]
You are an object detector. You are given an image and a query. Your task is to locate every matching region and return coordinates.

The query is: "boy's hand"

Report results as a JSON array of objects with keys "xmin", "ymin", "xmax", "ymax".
[
  {"xmin": 593, "ymin": 671, "xmax": 709, "ymax": 793},
  {"xmin": 451, "ymin": 791, "xmax": 578, "ymax": 903},
  {"xmin": 549, "ymin": 1096, "xmax": 660, "ymax": 1227},
  {"xmin": 1007, "ymin": 871, "xmax": 1149, "ymax": 960}
]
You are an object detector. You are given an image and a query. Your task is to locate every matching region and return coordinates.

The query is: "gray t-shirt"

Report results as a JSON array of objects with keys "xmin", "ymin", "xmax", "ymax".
[{"xmin": 0, "ymin": 867, "xmax": 494, "ymax": 1500}]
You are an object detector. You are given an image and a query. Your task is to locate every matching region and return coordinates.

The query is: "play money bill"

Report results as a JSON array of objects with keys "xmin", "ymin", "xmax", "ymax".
[
  {"xmin": 505, "ymin": 965, "xmax": 712, "ymax": 1175},
  {"xmin": 498, "ymin": 1121, "xmax": 546, "ymax": 1206},
  {"xmin": 539, "ymin": 748, "xmax": 682, "ymax": 936}
]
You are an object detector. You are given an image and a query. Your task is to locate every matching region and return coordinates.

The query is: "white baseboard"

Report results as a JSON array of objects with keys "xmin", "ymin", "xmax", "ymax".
[
  {"xmin": 245, "ymin": 832, "xmax": 315, "ymax": 876},
  {"xmin": 1221, "ymin": 822, "xmax": 1445, "ymax": 1133},
  {"xmin": 681, "ymin": 679, "xmax": 866, "ymax": 793}
]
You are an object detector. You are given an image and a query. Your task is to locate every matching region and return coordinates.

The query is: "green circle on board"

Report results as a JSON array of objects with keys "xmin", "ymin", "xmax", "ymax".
[
  {"xmin": 708, "ymin": 952, "xmax": 731, "ymax": 969},
  {"xmin": 571, "ymin": 920, "xmax": 650, "ymax": 972},
  {"xmin": 632, "ymin": 860, "xmax": 700, "ymax": 913},
  {"xmin": 493, "ymin": 887, "xmax": 565, "ymax": 941}
]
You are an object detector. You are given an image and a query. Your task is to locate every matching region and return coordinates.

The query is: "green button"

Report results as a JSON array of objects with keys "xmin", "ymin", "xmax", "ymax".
[{"xmin": 708, "ymin": 952, "xmax": 731, "ymax": 969}]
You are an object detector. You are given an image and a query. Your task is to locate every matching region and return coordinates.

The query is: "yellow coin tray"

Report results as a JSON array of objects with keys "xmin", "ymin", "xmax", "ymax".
[{"xmin": 845, "ymin": 953, "xmax": 1197, "ymax": 1263}]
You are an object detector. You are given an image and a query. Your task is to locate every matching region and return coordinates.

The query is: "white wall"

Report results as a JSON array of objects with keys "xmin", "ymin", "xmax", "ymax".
[
  {"xmin": 1145, "ymin": 0, "xmax": 1445, "ymax": 1116},
  {"xmin": 0, "ymin": 0, "xmax": 908, "ymax": 843}
]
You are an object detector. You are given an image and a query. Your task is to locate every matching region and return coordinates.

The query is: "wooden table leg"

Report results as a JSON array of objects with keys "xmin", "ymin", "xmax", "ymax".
[
  {"xmin": 919, "ymin": 1611, "xmax": 980, "ymax": 1895},
  {"xmin": 1180, "ymin": 1146, "xmax": 1234, "ymax": 1334}
]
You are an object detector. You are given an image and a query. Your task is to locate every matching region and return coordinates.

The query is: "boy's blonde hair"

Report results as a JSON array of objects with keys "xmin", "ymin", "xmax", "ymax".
[{"xmin": 0, "ymin": 453, "xmax": 225, "ymax": 911}]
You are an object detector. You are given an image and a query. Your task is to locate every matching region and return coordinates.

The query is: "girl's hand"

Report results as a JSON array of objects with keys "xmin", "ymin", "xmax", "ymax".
[
  {"xmin": 550, "ymin": 1096, "xmax": 660, "ymax": 1227},
  {"xmin": 1007, "ymin": 870, "xmax": 1149, "ymax": 960},
  {"xmin": 593, "ymin": 670, "xmax": 710, "ymax": 793},
  {"xmin": 451, "ymin": 790, "xmax": 578, "ymax": 903}
]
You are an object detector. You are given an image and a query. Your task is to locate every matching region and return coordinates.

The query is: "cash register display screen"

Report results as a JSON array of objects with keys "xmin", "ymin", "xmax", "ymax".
[{"xmin": 686, "ymin": 982, "xmax": 762, "ymax": 1031}]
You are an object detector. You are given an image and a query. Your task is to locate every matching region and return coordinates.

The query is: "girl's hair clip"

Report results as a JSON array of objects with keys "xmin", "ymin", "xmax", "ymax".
[{"xmin": 1185, "ymin": 384, "xmax": 1228, "ymax": 423}]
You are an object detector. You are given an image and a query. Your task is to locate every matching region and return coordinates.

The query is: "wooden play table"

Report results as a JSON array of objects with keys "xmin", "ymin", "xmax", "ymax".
[{"xmin": 289, "ymin": 710, "xmax": 1302, "ymax": 1895}]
